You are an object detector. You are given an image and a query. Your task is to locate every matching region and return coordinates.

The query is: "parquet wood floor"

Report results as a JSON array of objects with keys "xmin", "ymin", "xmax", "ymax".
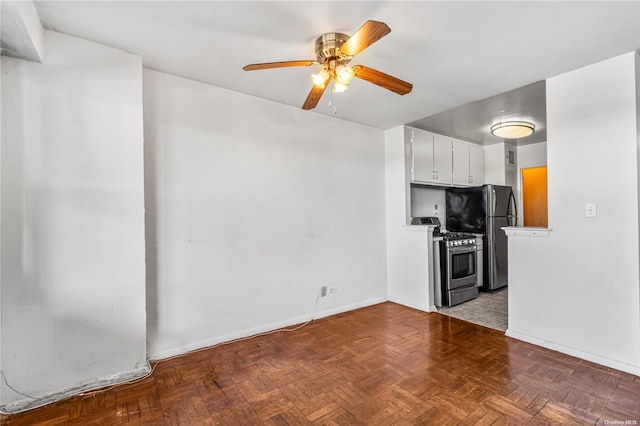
[{"xmin": 2, "ymin": 302, "xmax": 639, "ymax": 425}]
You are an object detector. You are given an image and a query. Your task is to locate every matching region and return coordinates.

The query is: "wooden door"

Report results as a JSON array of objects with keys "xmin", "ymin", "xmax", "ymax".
[{"xmin": 522, "ymin": 166, "xmax": 548, "ymax": 227}]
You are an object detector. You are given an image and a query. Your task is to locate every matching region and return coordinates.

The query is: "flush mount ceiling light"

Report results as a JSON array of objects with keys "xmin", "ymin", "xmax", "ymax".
[{"xmin": 490, "ymin": 121, "xmax": 535, "ymax": 139}]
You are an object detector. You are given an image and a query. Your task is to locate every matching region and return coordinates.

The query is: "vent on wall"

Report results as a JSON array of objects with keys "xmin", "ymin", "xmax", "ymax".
[{"xmin": 507, "ymin": 148, "xmax": 516, "ymax": 167}]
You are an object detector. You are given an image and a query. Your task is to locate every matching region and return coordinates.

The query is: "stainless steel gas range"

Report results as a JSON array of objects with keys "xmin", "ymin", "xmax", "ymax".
[{"xmin": 434, "ymin": 232, "xmax": 482, "ymax": 307}]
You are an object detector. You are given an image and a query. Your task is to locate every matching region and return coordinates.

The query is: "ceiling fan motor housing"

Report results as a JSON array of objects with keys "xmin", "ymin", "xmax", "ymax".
[{"xmin": 315, "ymin": 33, "xmax": 352, "ymax": 66}]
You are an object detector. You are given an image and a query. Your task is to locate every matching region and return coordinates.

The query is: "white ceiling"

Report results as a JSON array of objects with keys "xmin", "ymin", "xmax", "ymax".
[
  {"xmin": 32, "ymin": 1, "xmax": 640, "ymax": 138},
  {"xmin": 410, "ymin": 81, "xmax": 547, "ymax": 145}
]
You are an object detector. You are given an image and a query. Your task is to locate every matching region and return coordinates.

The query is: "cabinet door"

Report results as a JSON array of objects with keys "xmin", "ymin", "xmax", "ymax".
[
  {"xmin": 410, "ymin": 129, "xmax": 434, "ymax": 183},
  {"xmin": 432, "ymin": 134, "xmax": 452, "ymax": 185},
  {"xmin": 452, "ymin": 139, "xmax": 470, "ymax": 186},
  {"xmin": 469, "ymin": 143, "xmax": 484, "ymax": 185}
]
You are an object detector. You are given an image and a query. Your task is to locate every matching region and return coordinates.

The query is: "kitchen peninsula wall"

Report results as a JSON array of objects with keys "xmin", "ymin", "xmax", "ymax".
[{"xmin": 507, "ymin": 51, "xmax": 640, "ymax": 375}]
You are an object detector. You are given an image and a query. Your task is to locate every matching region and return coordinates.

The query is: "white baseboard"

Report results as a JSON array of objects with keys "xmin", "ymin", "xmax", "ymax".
[
  {"xmin": 0, "ymin": 364, "xmax": 150, "ymax": 415},
  {"xmin": 506, "ymin": 328, "xmax": 640, "ymax": 376},
  {"xmin": 148, "ymin": 297, "xmax": 387, "ymax": 361},
  {"xmin": 386, "ymin": 297, "xmax": 431, "ymax": 313},
  {"xmin": 313, "ymin": 297, "xmax": 387, "ymax": 320}
]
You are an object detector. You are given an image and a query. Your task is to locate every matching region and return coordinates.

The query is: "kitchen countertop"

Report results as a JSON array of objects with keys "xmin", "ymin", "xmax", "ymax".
[{"xmin": 502, "ymin": 227, "xmax": 552, "ymax": 237}]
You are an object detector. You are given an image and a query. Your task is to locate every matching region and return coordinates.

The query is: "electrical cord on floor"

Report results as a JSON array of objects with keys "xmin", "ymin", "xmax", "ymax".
[
  {"xmin": 1, "ymin": 371, "xmax": 38, "ymax": 399},
  {"xmin": 0, "ymin": 291, "xmax": 323, "ymax": 416}
]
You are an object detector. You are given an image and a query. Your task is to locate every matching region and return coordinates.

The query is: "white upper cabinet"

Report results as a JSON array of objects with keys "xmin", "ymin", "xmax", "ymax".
[
  {"xmin": 408, "ymin": 126, "xmax": 484, "ymax": 187},
  {"xmin": 469, "ymin": 143, "xmax": 484, "ymax": 185},
  {"xmin": 452, "ymin": 139, "xmax": 485, "ymax": 186},
  {"xmin": 409, "ymin": 127, "xmax": 453, "ymax": 186},
  {"xmin": 452, "ymin": 139, "xmax": 470, "ymax": 186},
  {"xmin": 410, "ymin": 127, "xmax": 435, "ymax": 183},
  {"xmin": 432, "ymin": 133, "xmax": 453, "ymax": 185}
]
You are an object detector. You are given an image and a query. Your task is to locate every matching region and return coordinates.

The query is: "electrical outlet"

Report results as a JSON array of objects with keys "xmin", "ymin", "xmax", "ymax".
[
  {"xmin": 329, "ymin": 286, "xmax": 338, "ymax": 295},
  {"xmin": 320, "ymin": 286, "xmax": 327, "ymax": 297}
]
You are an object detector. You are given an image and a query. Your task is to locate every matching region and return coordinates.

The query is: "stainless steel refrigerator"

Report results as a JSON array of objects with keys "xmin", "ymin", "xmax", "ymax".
[{"xmin": 445, "ymin": 184, "xmax": 517, "ymax": 291}]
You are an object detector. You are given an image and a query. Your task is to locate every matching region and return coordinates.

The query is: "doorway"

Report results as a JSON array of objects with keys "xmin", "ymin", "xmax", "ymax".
[{"xmin": 521, "ymin": 166, "xmax": 548, "ymax": 227}]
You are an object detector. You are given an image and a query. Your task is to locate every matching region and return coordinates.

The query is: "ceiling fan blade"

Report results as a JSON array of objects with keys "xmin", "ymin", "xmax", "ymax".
[
  {"xmin": 302, "ymin": 76, "xmax": 331, "ymax": 110},
  {"xmin": 339, "ymin": 20, "xmax": 391, "ymax": 57},
  {"xmin": 243, "ymin": 60, "xmax": 315, "ymax": 71},
  {"xmin": 353, "ymin": 65, "xmax": 413, "ymax": 95}
]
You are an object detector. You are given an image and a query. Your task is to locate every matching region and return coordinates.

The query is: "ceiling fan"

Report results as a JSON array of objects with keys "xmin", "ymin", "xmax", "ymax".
[{"xmin": 243, "ymin": 20, "xmax": 413, "ymax": 110}]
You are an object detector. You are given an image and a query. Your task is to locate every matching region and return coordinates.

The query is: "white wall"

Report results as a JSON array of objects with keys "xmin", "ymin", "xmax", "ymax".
[
  {"xmin": 1, "ymin": 31, "xmax": 147, "ymax": 411},
  {"xmin": 483, "ymin": 143, "xmax": 506, "ymax": 185},
  {"xmin": 410, "ymin": 185, "xmax": 446, "ymax": 220},
  {"xmin": 517, "ymin": 142, "xmax": 547, "ymax": 170},
  {"xmin": 0, "ymin": 14, "xmax": 3, "ymax": 413},
  {"xmin": 143, "ymin": 70, "xmax": 387, "ymax": 359},
  {"xmin": 507, "ymin": 52, "xmax": 640, "ymax": 374},
  {"xmin": 385, "ymin": 126, "xmax": 433, "ymax": 312},
  {"xmin": 484, "ymin": 141, "xmax": 517, "ymax": 187}
]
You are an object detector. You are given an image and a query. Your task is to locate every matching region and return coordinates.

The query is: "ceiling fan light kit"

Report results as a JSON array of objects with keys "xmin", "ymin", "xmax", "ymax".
[
  {"xmin": 243, "ymin": 20, "xmax": 413, "ymax": 110},
  {"xmin": 311, "ymin": 69, "xmax": 330, "ymax": 88},
  {"xmin": 335, "ymin": 65, "xmax": 355, "ymax": 85},
  {"xmin": 490, "ymin": 121, "xmax": 535, "ymax": 139}
]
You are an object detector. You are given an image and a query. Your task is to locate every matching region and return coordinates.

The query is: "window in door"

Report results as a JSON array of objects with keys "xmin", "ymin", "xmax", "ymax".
[{"xmin": 521, "ymin": 166, "xmax": 548, "ymax": 227}]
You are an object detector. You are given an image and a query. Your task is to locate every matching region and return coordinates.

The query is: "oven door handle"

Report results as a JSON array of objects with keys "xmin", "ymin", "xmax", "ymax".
[{"xmin": 448, "ymin": 245, "xmax": 477, "ymax": 254}]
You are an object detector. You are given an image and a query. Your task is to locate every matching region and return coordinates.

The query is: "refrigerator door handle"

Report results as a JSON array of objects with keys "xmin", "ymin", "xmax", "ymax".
[
  {"xmin": 492, "ymin": 187, "xmax": 497, "ymax": 216},
  {"xmin": 508, "ymin": 190, "xmax": 518, "ymax": 218}
]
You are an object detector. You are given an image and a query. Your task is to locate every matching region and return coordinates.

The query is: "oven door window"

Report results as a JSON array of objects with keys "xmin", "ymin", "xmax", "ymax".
[{"xmin": 451, "ymin": 251, "xmax": 476, "ymax": 279}]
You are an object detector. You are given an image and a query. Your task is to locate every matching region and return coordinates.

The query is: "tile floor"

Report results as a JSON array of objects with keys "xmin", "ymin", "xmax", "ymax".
[{"xmin": 437, "ymin": 287, "xmax": 508, "ymax": 331}]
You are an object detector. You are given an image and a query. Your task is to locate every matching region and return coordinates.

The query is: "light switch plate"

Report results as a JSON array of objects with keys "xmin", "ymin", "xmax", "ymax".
[{"xmin": 585, "ymin": 203, "xmax": 597, "ymax": 218}]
